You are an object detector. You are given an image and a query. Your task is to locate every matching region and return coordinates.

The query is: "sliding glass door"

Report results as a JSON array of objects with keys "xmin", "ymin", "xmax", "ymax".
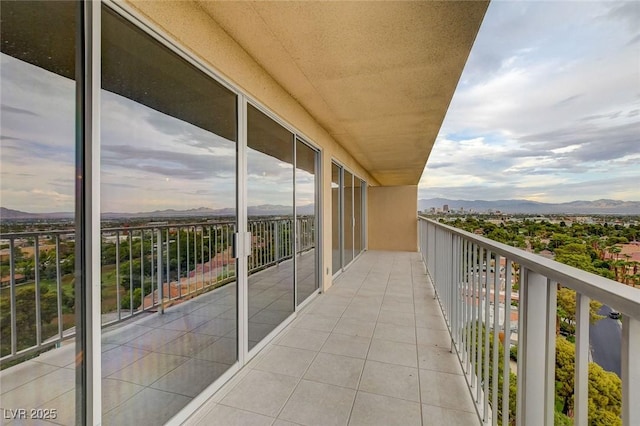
[
  {"xmin": 100, "ymin": 7, "xmax": 238, "ymax": 424},
  {"xmin": 354, "ymin": 178, "xmax": 363, "ymax": 256},
  {"xmin": 343, "ymin": 171, "xmax": 354, "ymax": 265},
  {"xmin": 0, "ymin": 2, "xmax": 79, "ymax": 423},
  {"xmin": 246, "ymin": 105, "xmax": 295, "ymax": 350},
  {"xmin": 1, "ymin": 3, "xmax": 325, "ymax": 423},
  {"xmin": 331, "ymin": 163, "xmax": 342, "ymax": 275},
  {"xmin": 332, "ymin": 163, "xmax": 366, "ymax": 275},
  {"xmin": 295, "ymin": 140, "xmax": 319, "ymax": 305}
]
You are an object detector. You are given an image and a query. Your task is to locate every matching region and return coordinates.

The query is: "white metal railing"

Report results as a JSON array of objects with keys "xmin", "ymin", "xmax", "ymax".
[
  {"xmin": 418, "ymin": 216, "xmax": 640, "ymax": 426},
  {"xmin": 0, "ymin": 216, "xmax": 315, "ymax": 365}
]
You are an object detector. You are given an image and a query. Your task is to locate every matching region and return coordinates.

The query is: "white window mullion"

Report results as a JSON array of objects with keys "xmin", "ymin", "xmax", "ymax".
[
  {"xmin": 237, "ymin": 94, "xmax": 249, "ymax": 365},
  {"xmin": 77, "ymin": 1, "xmax": 102, "ymax": 424}
]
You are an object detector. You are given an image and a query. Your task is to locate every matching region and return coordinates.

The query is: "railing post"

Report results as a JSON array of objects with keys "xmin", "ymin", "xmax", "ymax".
[
  {"xmin": 502, "ymin": 260, "xmax": 512, "ymax": 426},
  {"xmin": 115, "ymin": 231, "xmax": 121, "ymax": 321},
  {"xmin": 9, "ymin": 238, "xmax": 17, "ymax": 356},
  {"xmin": 622, "ymin": 316, "xmax": 640, "ymax": 426},
  {"xmin": 574, "ymin": 292, "xmax": 590, "ymax": 425},
  {"xmin": 545, "ymin": 280, "xmax": 557, "ymax": 426},
  {"xmin": 156, "ymin": 228, "xmax": 163, "ymax": 314},
  {"xmin": 34, "ymin": 236, "xmax": 42, "ymax": 346},
  {"xmin": 56, "ymin": 235, "xmax": 64, "ymax": 341},
  {"xmin": 517, "ymin": 269, "xmax": 552, "ymax": 425},
  {"xmin": 451, "ymin": 234, "xmax": 457, "ymax": 353},
  {"xmin": 275, "ymin": 220, "xmax": 280, "ymax": 264}
]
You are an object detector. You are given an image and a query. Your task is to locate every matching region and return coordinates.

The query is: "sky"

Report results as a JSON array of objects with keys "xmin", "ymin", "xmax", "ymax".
[
  {"xmin": 418, "ymin": 0, "xmax": 640, "ymax": 203},
  {"xmin": 1, "ymin": 1, "xmax": 638, "ymax": 214}
]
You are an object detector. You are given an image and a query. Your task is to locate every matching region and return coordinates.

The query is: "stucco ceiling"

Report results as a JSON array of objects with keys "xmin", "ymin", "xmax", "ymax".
[{"xmin": 197, "ymin": 1, "xmax": 489, "ymax": 186}]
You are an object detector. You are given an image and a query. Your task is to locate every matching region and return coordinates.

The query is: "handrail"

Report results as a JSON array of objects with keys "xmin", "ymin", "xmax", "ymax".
[
  {"xmin": 418, "ymin": 216, "xmax": 639, "ymax": 426},
  {"xmin": 419, "ymin": 217, "xmax": 640, "ymax": 320}
]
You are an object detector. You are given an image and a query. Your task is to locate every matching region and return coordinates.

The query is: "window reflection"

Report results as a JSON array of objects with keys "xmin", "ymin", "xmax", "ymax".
[
  {"xmin": 100, "ymin": 7, "xmax": 238, "ymax": 424},
  {"xmin": 247, "ymin": 105, "xmax": 294, "ymax": 350},
  {"xmin": 296, "ymin": 140, "xmax": 319, "ymax": 305},
  {"xmin": 354, "ymin": 178, "xmax": 363, "ymax": 256},
  {"xmin": 0, "ymin": 2, "xmax": 78, "ymax": 424},
  {"xmin": 344, "ymin": 171, "xmax": 354, "ymax": 265},
  {"xmin": 332, "ymin": 163, "xmax": 342, "ymax": 274}
]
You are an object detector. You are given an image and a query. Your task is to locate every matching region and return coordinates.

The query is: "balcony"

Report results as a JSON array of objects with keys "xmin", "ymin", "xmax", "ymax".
[
  {"xmin": 3, "ymin": 218, "xmax": 637, "ymax": 425},
  {"xmin": 1, "ymin": 245, "xmax": 476, "ymax": 425}
]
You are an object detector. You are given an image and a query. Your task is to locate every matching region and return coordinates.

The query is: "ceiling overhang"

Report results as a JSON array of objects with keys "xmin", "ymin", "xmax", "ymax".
[{"xmin": 197, "ymin": 1, "xmax": 489, "ymax": 186}]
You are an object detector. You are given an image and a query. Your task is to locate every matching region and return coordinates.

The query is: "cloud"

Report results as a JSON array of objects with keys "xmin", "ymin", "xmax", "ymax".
[
  {"xmin": 1, "ymin": 105, "xmax": 39, "ymax": 117},
  {"xmin": 421, "ymin": 1, "xmax": 640, "ymax": 203},
  {"xmin": 101, "ymin": 144, "xmax": 235, "ymax": 180}
]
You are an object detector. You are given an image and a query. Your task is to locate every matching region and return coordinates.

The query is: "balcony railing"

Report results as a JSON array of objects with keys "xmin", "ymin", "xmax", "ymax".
[
  {"xmin": 419, "ymin": 217, "xmax": 640, "ymax": 426},
  {"xmin": 0, "ymin": 216, "xmax": 315, "ymax": 365}
]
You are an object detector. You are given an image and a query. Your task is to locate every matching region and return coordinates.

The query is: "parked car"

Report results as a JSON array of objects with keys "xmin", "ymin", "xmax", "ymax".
[{"xmin": 609, "ymin": 310, "xmax": 621, "ymax": 320}]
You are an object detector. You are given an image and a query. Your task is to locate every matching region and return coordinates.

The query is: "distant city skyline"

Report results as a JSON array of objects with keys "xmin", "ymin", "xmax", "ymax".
[{"xmin": 419, "ymin": 1, "xmax": 640, "ymax": 203}]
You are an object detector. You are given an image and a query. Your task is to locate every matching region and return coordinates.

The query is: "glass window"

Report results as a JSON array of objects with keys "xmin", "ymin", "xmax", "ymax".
[
  {"xmin": 100, "ymin": 7, "xmax": 238, "ymax": 424},
  {"xmin": 295, "ymin": 140, "xmax": 319, "ymax": 305},
  {"xmin": 0, "ymin": 1, "xmax": 78, "ymax": 423},
  {"xmin": 247, "ymin": 104, "xmax": 294, "ymax": 350},
  {"xmin": 343, "ymin": 171, "xmax": 354, "ymax": 266},
  {"xmin": 354, "ymin": 178, "xmax": 362, "ymax": 256},
  {"xmin": 331, "ymin": 163, "xmax": 342, "ymax": 275}
]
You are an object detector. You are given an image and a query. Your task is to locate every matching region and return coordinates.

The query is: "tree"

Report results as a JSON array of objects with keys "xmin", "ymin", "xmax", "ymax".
[
  {"xmin": 555, "ymin": 336, "xmax": 622, "ymax": 425},
  {"xmin": 556, "ymin": 286, "xmax": 604, "ymax": 338},
  {"xmin": 0, "ymin": 285, "xmax": 59, "ymax": 356},
  {"xmin": 555, "ymin": 243, "xmax": 596, "ymax": 272},
  {"xmin": 588, "ymin": 363, "xmax": 622, "ymax": 425}
]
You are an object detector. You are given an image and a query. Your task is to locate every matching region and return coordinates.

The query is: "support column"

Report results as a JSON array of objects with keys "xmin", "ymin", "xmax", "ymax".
[{"xmin": 517, "ymin": 269, "xmax": 552, "ymax": 426}]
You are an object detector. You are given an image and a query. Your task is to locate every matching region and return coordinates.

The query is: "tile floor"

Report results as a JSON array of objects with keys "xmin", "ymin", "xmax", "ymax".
[
  {"xmin": 186, "ymin": 251, "xmax": 480, "ymax": 426},
  {"xmin": 0, "ymin": 251, "xmax": 479, "ymax": 425}
]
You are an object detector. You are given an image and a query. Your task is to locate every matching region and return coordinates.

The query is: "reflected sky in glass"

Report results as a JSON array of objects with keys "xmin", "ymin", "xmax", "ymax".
[{"xmin": 1, "ymin": 53, "xmax": 304, "ymax": 214}]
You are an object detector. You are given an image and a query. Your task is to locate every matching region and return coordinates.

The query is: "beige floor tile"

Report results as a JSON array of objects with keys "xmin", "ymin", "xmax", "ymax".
[
  {"xmin": 359, "ymin": 360, "xmax": 419, "ymax": 402},
  {"xmin": 304, "ymin": 352, "xmax": 364, "ymax": 389},
  {"xmin": 195, "ymin": 404, "xmax": 274, "ymax": 426},
  {"xmin": 332, "ymin": 318, "xmax": 376, "ymax": 338},
  {"xmin": 321, "ymin": 333, "xmax": 371, "ymax": 359},
  {"xmin": 421, "ymin": 403, "xmax": 481, "ymax": 425},
  {"xmin": 377, "ymin": 310, "xmax": 416, "ymax": 327},
  {"xmin": 373, "ymin": 323, "xmax": 417, "ymax": 345},
  {"xmin": 220, "ymin": 370, "xmax": 298, "ymax": 417},
  {"xmin": 276, "ymin": 328, "xmax": 329, "ymax": 351},
  {"xmin": 292, "ymin": 313, "xmax": 339, "ymax": 332},
  {"xmin": 349, "ymin": 391, "xmax": 421, "ymax": 426},
  {"xmin": 419, "ymin": 369, "xmax": 476, "ymax": 412},
  {"xmin": 254, "ymin": 345, "xmax": 316, "ymax": 377},
  {"xmin": 417, "ymin": 344, "xmax": 461, "ymax": 374},
  {"xmin": 278, "ymin": 380, "xmax": 356, "ymax": 426},
  {"xmin": 416, "ymin": 327, "xmax": 451, "ymax": 347},
  {"xmin": 367, "ymin": 339, "xmax": 417, "ymax": 368}
]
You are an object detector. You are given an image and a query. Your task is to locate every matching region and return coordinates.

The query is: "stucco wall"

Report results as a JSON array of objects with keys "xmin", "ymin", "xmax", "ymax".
[{"xmin": 367, "ymin": 186, "xmax": 418, "ymax": 252}]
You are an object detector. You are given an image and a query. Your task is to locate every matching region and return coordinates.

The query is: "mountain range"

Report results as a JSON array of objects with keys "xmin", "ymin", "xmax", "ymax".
[
  {"xmin": 1, "ymin": 199, "xmax": 638, "ymax": 220},
  {"xmin": 418, "ymin": 198, "xmax": 640, "ymax": 215},
  {"xmin": 0, "ymin": 204, "xmax": 316, "ymax": 220}
]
